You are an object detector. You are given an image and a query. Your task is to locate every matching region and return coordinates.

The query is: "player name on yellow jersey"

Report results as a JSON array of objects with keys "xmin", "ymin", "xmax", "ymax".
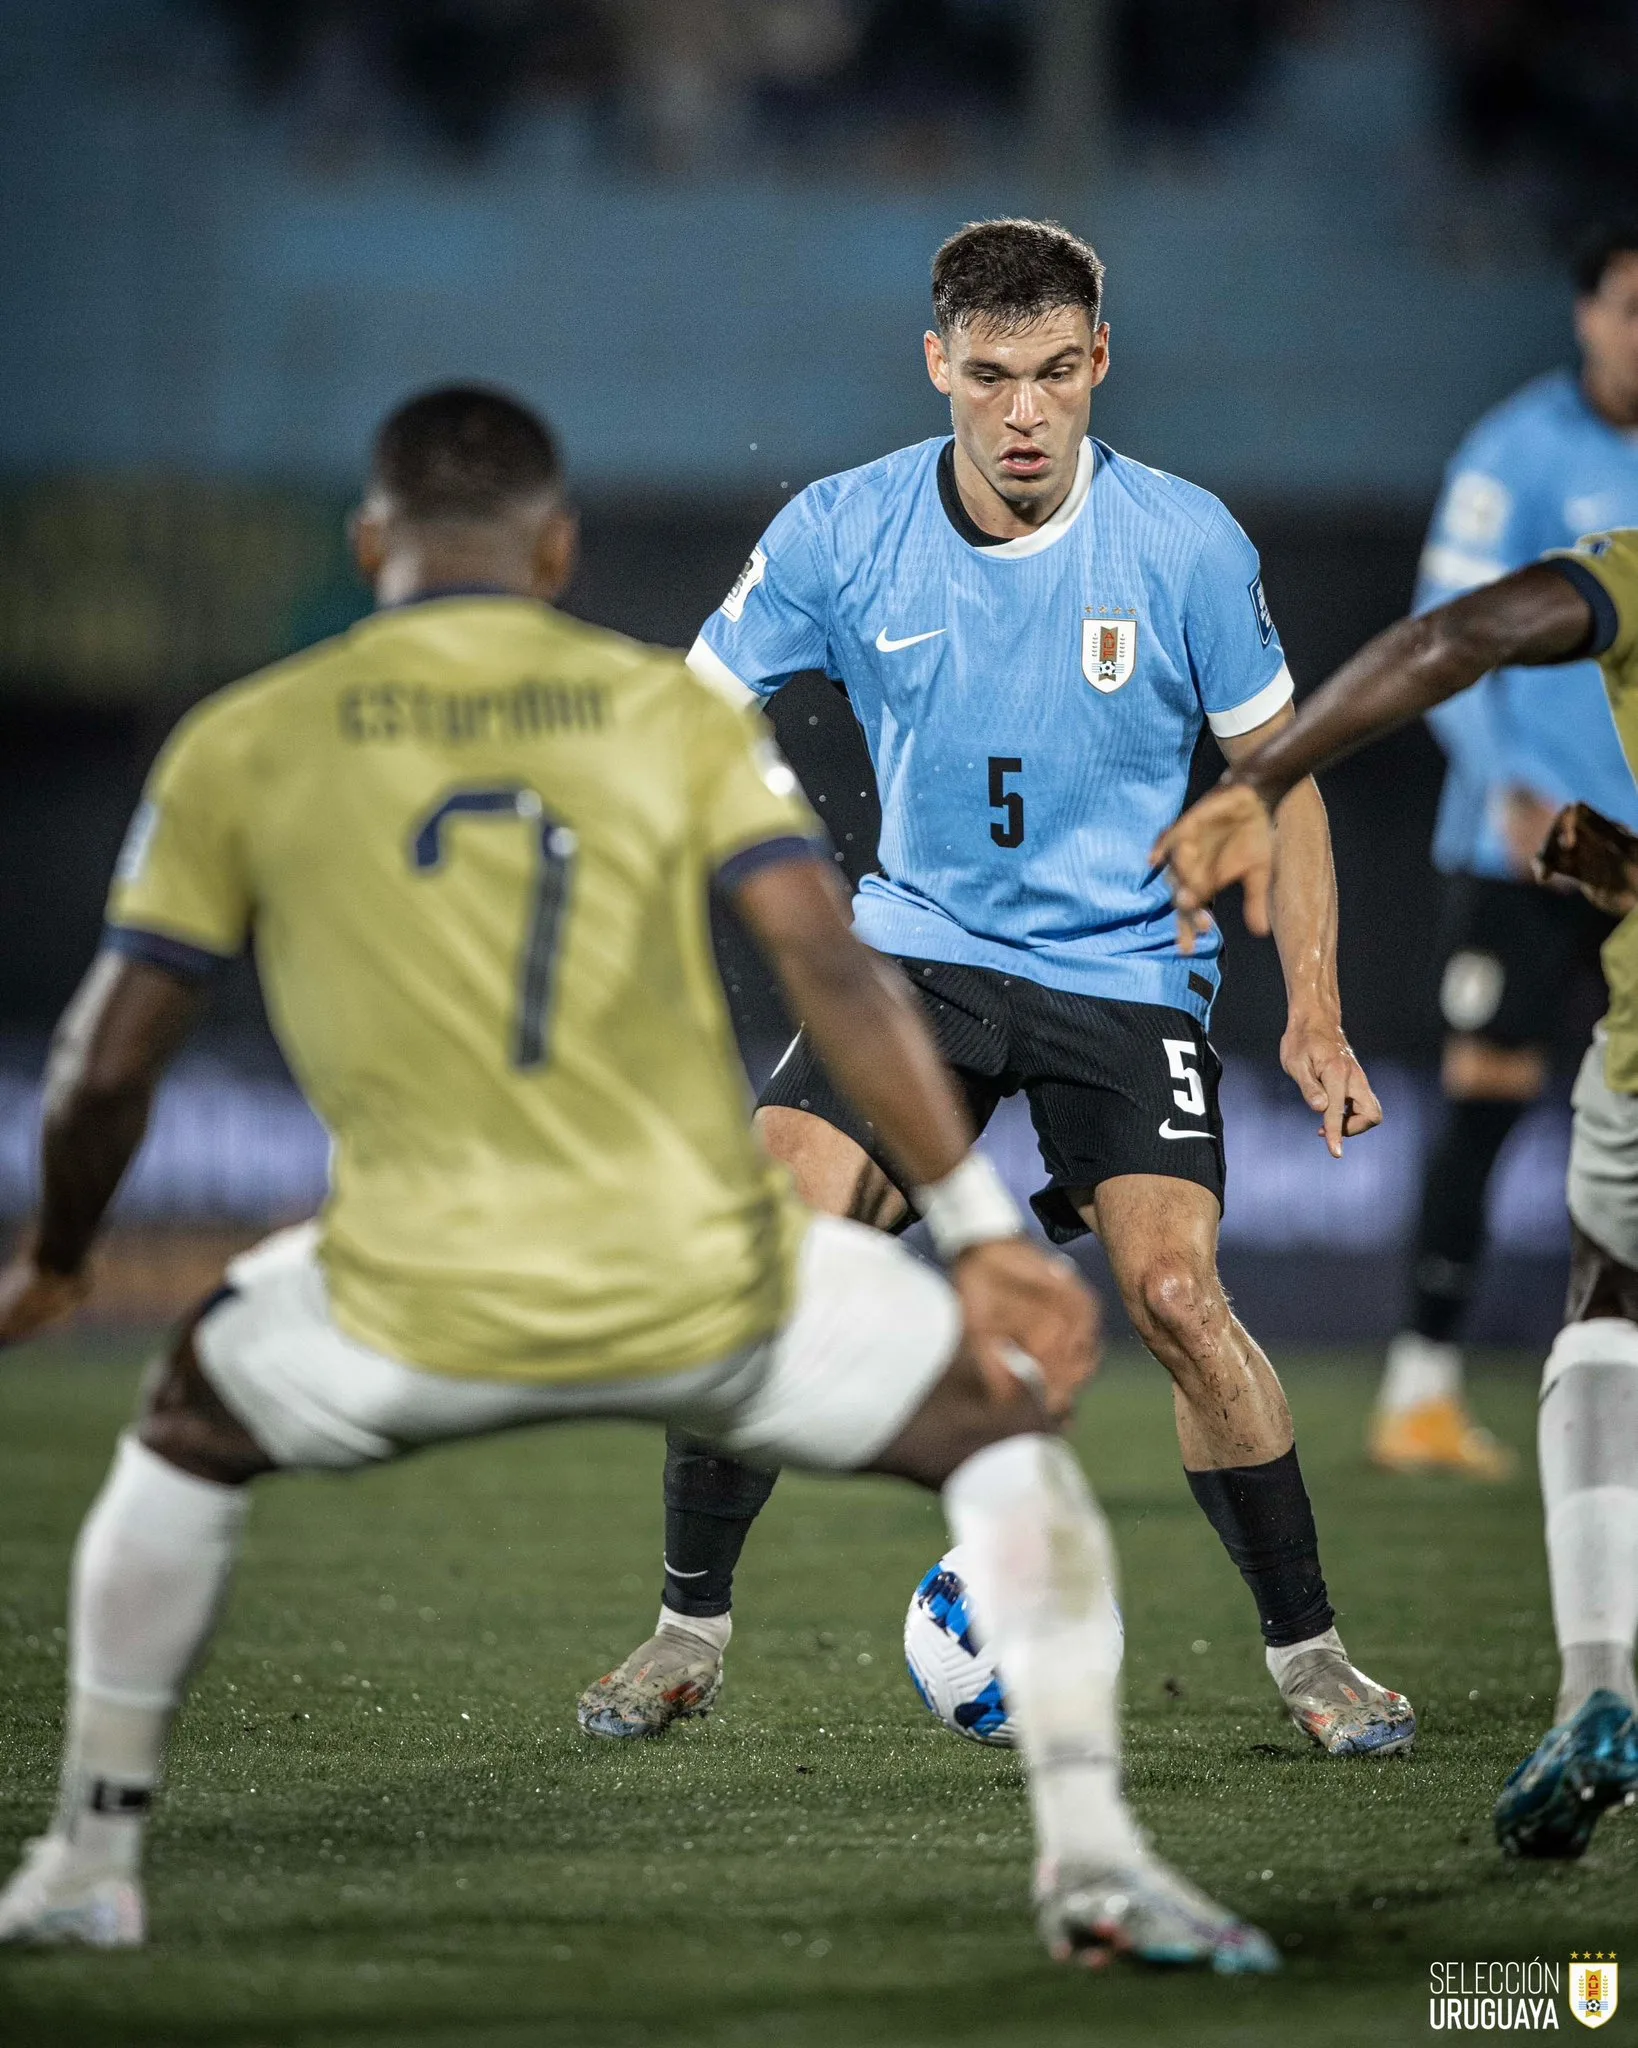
[
  {"xmin": 1550, "ymin": 529, "xmax": 1638, "ymax": 1091},
  {"xmin": 338, "ymin": 674, "xmax": 608, "ymax": 746},
  {"xmin": 108, "ymin": 595, "xmax": 818, "ymax": 1383}
]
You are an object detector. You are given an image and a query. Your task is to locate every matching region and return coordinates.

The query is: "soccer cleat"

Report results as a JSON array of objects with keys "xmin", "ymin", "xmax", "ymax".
[
  {"xmin": 1368, "ymin": 1396, "xmax": 1516, "ymax": 1481},
  {"xmin": 1276, "ymin": 1637, "xmax": 1416, "ymax": 1757},
  {"xmin": 1036, "ymin": 1852, "xmax": 1280, "ymax": 1975},
  {"xmin": 1493, "ymin": 1689, "xmax": 1638, "ymax": 1860},
  {"xmin": 576, "ymin": 1628, "xmax": 724, "ymax": 1739},
  {"xmin": 0, "ymin": 1835, "xmax": 145, "ymax": 1948}
]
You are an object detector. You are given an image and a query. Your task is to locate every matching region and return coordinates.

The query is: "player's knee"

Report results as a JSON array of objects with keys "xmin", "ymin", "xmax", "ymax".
[
  {"xmin": 1127, "ymin": 1257, "xmax": 1215, "ymax": 1353},
  {"xmin": 870, "ymin": 1342, "xmax": 1057, "ymax": 1490},
  {"xmin": 1564, "ymin": 1223, "xmax": 1638, "ymax": 1326},
  {"xmin": 1441, "ymin": 1036, "xmax": 1544, "ymax": 1103},
  {"xmin": 136, "ymin": 1306, "xmax": 272, "ymax": 1487}
]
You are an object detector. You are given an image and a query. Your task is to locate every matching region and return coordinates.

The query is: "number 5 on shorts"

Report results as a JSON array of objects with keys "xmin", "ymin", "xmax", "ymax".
[
  {"xmin": 1162, "ymin": 1037, "xmax": 1206, "ymax": 1118},
  {"xmin": 410, "ymin": 786, "xmax": 577, "ymax": 1070}
]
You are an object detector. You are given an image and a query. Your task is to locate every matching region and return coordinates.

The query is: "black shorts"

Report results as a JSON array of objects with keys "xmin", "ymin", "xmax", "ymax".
[
  {"xmin": 757, "ymin": 955, "xmax": 1225, "ymax": 1245},
  {"xmin": 1437, "ymin": 877, "xmax": 1615, "ymax": 1050}
]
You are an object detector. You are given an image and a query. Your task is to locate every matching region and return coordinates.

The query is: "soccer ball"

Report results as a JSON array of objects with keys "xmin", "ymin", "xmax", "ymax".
[{"xmin": 903, "ymin": 1544, "xmax": 1123, "ymax": 1748}]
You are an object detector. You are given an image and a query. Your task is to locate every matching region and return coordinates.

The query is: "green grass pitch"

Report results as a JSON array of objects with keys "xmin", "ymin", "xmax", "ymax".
[{"xmin": 2, "ymin": 1336, "xmax": 1633, "ymax": 2047}]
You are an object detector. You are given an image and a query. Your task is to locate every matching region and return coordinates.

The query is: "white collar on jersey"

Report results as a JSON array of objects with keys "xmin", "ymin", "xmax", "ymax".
[{"xmin": 964, "ymin": 436, "xmax": 1096, "ymax": 559}]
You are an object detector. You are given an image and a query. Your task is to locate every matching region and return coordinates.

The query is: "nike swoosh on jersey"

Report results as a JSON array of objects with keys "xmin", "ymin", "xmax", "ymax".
[
  {"xmin": 875, "ymin": 627, "xmax": 947, "ymax": 653},
  {"xmin": 1158, "ymin": 1122, "xmax": 1215, "ymax": 1141}
]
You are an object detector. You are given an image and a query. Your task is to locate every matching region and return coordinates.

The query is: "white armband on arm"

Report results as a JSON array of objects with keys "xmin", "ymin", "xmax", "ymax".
[{"xmin": 913, "ymin": 1153, "xmax": 1025, "ymax": 1262}]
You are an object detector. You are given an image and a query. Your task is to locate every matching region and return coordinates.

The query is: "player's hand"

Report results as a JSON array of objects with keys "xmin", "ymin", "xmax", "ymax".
[
  {"xmin": 1151, "ymin": 784, "xmax": 1276, "ymax": 952},
  {"xmin": 0, "ymin": 1252, "xmax": 88, "ymax": 1347},
  {"xmin": 1280, "ymin": 1015, "xmax": 1382, "ymax": 1159},
  {"xmin": 951, "ymin": 1237, "xmax": 1101, "ymax": 1422},
  {"xmin": 1535, "ymin": 802, "xmax": 1638, "ymax": 918}
]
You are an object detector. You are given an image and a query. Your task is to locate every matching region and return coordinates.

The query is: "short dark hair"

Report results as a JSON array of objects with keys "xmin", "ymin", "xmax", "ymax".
[
  {"xmin": 1573, "ymin": 222, "xmax": 1638, "ymax": 298},
  {"xmin": 931, "ymin": 218, "xmax": 1106, "ymax": 336},
  {"xmin": 371, "ymin": 385, "xmax": 563, "ymax": 522}
]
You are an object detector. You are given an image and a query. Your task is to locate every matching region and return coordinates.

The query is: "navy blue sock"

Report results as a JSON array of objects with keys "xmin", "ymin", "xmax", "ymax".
[
  {"xmin": 1185, "ymin": 1446, "xmax": 1335, "ymax": 1648},
  {"xmin": 659, "ymin": 1430, "xmax": 778, "ymax": 1619},
  {"xmin": 1409, "ymin": 1096, "xmax": 1526, "ymax": 1342}
]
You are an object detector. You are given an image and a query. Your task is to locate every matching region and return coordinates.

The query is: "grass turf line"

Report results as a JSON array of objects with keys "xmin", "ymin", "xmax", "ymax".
[{"xmin": 1, "ymin": 1337, "xmax": 1632, "ymax": 2047}]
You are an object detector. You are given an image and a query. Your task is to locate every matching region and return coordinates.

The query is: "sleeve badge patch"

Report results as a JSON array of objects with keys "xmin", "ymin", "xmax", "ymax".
[
  {"xmin": 1444, "ymin": 470, "xmax": 1512, "ymax": 548},
  {"xmin": 721, "ymin": 546, "xmax": 768, "ymax": 623},
  {"xmin": 1249, "ymin": 575, "xmax": 1276, "ymax": 648}
]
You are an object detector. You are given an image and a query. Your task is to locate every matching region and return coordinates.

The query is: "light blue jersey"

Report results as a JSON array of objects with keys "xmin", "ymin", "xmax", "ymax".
[
  {"xmin": 1418, "ymin": 368, "xmax": 1638, "ymax": 877},
  {"xmin": 689, "ymin": 436, "xmax": 1291, "ymax": 1021}
]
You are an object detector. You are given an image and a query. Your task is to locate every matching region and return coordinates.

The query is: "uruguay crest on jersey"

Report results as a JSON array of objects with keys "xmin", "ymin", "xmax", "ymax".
[{"xmin": 1082, "ymin": 615, "xmax": 1137, "ymax": 693}]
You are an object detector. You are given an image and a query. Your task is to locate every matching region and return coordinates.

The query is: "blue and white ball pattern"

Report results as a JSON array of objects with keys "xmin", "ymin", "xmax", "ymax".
[{"xmin": 903, "ymin": 1543, "xmax": 1123, "ymax": 1748}]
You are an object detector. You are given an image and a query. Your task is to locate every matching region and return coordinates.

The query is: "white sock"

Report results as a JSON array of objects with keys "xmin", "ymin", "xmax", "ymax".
[
  {"xmin": 55, "ymin": 1435, "xmax": 250, "ymax": 1874},
  {"xmin": 1265, "ymin": 1625, "xmax": 1347, "ymax": 1688},
  {"xmin": 1378, "ymin": 1332, "xmax": 1462, "ymax": 1414},
  {"xmin": 1538, "ymin": 1320, "xmax": 1638, "ymax": 1720},
  {"xmin": 655, "ymin": 1606, "xmax": 731, "ymax": 1655},
  {"xmin": 944, "ymin": 1435, "xmax": 1142, "ymax": 1871}
]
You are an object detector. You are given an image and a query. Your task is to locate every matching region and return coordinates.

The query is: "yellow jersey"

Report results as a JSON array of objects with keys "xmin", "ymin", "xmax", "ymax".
[
  {"xmin": 107, "ymin": 595, "xmax": 818, "ymax": 1383},
  {"xmin": 1547, "ymin": 529, "xmax": 1638, "ymax": 1091}
]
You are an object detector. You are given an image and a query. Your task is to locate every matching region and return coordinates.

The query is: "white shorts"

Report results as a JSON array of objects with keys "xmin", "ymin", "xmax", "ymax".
[
  {"xmin": 1567, "ymin": 1027, "xmax": 1638, "ymax": 1270},
  {"xmin": 194, "ymin": 1216, "xmax": 961, "ymax": 1476}
]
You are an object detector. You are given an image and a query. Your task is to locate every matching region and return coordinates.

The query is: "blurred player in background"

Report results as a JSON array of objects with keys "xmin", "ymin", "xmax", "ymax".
[
  {"xmin": 1376, "ymin": 224, "xmax": 1638, "ymax": 1479},
  {"xmin": 1156, "ymin": 527, "xmax": 1638, "ymax": 1861},
  {"xmin": 582, "ymin": 218, "xmax": 1415, "ymax": 1764},
  {"xmin": 0, "ymin": 385, "xmax": 1281, "ymax": 1975}
]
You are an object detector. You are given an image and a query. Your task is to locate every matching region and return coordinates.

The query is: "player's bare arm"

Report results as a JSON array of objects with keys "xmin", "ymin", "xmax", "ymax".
[
  {"xmin": 730, "ymin": 855, "xmax": 1098, "ymax": 1418},
  {"xmin": 0, "ymin": 955, "xmax": 203, "ymax": 1345},
  {"xmin": 1153, "ymin": 562, "xmax": 1599, "ymax": 938},
  {"xmin": 1217, "ymin": 705, "xmax": 1381, "ymax": 1158}
]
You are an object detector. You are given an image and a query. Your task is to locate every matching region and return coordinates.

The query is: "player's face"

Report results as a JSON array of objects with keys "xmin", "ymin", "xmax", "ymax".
[
  {"xmin": 1577, "ymin": 252, "xmax": 1638, "ymax": 424},
  {"xmin": 925, "ymin": 308, "xmax": 1110, "ymax": 525}
]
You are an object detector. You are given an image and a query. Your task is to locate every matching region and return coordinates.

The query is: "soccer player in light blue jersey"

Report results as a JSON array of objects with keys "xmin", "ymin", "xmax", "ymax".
[
  {"xmin": 1375, "ymin": 225, "xmax": 1638, "ymax": 1478},
  {"xmin": 580, "ymin": 218, "xmax": 1416, "ymax": 1764}
]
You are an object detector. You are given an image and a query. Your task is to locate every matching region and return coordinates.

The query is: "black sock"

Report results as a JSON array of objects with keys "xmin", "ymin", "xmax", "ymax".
[
  {"xmin": 659, "ymin": 1429, "xmax": 779, "ymax": 1619},
  {"xmin": 1185, "ymin": 1446, "xmax": 1335, "ymax": 1648},
  {"xmin": 1408, "ymin": 1096, "xmax": 1526, "ymax": 1342}
]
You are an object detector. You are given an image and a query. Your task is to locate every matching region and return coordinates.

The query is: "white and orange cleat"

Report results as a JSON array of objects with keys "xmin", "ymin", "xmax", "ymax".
[
  {"xmin": 1368, "ymin": 1396, "xmax": 1516, "ymax": 1480},
  {"xmin": 1369, "ymin": 1334, "xmax": 1516, "ymax": 1480}
]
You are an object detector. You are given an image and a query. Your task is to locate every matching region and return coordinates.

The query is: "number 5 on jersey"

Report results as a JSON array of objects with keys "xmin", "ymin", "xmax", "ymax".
[
  {"xmin": 989, "ymin": 756, "xmax": 1024, "ymax": 848},
  {"xmin": 410, "ymin": 786, "xmax": 577, "ymax": 1070}
]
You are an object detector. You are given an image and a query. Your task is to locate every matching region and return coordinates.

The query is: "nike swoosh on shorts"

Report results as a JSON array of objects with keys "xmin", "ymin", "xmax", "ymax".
[
  {"xmin": 875, "ymin": 627, "xmax": 947, "ymax": 652},
  {"xmin": 1158, "ymin": 1122, "xmax": 1215, "ymax": 1141}
]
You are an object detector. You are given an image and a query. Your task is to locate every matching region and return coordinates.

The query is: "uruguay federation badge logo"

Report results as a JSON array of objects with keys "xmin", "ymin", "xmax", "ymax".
[
  {"xmin": 1570, "ymin": 1956, "xmax": 1618, "ymax": 2029},
  {"xmin": 1082, "ymin": 617, "xmax": 1137, "ymax": 694},
  {"xmin": 720, "ymin": 546, "xmax": 767, "ymax": 622}
]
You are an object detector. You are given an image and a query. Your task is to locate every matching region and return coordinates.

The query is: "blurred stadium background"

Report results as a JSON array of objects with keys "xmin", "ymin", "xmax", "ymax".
[{"xmin": 6, "ymin": 0, "xmax": 1636, "ymax": 1343}]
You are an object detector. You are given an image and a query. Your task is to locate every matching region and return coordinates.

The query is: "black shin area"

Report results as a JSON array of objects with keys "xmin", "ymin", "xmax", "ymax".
[
  {"xmin": 1408, "ymin": 1097, "xmax": 1526, "ymax": 1342},
  {"xmin": 659, "ymin": 1430, "xmax": 779, "ymax": 1618},
  {"xmin": 1185, "ymin": 1446, "xmax": 1335, "ymax": 1648}
]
